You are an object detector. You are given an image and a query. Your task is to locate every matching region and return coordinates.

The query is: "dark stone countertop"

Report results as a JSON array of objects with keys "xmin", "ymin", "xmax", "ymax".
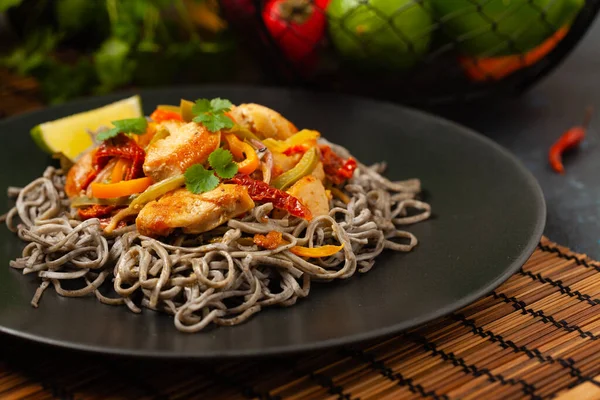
[{"xmin": 438, "ymin": 18, "xmax": 600, "ymax": 258}]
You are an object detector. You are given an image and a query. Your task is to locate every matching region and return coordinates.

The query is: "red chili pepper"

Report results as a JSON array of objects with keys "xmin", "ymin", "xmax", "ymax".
[
  {"xmin": 549, "ymin": 107, "xmax": 593, "ymax": 174},
  {"xmin": 78, "ymin": 205, "xmax": 117, "ymax": 220},
  {"xmin": 319, "ymin": 145, "xmax": 357, "ymax": 185},
  {"xmin": 150, "ymin": 109, "xmax": 182, "ymax": 123},
  {"xmin": 228, "ymin": 174, "xmax": 312, "ymax": 220},
  {"xmin": 283, "ymin": 144, "xmax": 308, "ymax": 156},
  {"xmin": 262, "ymin": 0, "xmax": 329, "ymax": 65}
]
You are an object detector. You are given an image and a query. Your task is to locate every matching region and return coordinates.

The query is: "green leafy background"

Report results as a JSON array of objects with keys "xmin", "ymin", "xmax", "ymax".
[{"xmin": 0, "ymin": 0, "xmax": 239, "ymax": 103}]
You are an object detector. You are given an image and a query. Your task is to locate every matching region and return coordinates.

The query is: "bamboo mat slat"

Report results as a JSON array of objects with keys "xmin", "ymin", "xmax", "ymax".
[{"xmin": 1, "ymin": 237, "xmax": 600, "ymax": 399}]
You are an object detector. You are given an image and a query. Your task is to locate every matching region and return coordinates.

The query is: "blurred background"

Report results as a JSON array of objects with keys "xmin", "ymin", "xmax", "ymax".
[{"xmin": 0, "ymin": 0, "xmax": 599, "ymax": 115}]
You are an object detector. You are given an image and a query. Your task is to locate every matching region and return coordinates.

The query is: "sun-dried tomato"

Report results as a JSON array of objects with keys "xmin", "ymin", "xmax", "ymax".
[
  {"xmin": 92, "ymin": 134, "xmax": 146, "ymax": 184},
  {"xmin": 77, "ymin": 205, "xmax": 117, "ymax": 220},
  {"xmin": 228, "ymin": 174, "xmax": 312, "ymax": 220},
  {"xmin": 319, "ymin": 145, "xmax": 357, "ymax": 185}
]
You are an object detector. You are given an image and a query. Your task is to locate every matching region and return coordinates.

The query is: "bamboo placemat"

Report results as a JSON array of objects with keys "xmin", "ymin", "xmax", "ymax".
[{"xmin": 1, "ymin": 237, "xmax": 600, "ymax": 400}]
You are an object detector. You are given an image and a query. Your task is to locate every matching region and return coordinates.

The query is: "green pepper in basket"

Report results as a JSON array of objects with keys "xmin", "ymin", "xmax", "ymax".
[
  {"xmin": 327, "ymin": 0, "xmax": 433, "ymax": 71},
  {"xmin": 432, "ymin": 0, "xmax": 584, "ymax": 57}
]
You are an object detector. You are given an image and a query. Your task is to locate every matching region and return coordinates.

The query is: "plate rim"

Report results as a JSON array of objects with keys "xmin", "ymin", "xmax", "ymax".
[{"xmin": 0, "ymin": 85, "xmax": 546, "ymax": 359}]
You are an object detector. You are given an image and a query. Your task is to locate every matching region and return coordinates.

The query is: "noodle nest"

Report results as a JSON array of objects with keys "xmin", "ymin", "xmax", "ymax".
[{"xmin": 3, "ymin": 142, "xmax": 431, "ymax": 332}]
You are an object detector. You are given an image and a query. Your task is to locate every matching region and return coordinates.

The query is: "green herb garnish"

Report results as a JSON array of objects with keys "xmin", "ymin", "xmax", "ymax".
[
  {"xmin": 192, "ymin": 98, "xmax": 234, "ymax": 132},
  {"xmin": 184, "ymin": 148, "xmax": 238, "ymax": 194},
  {"xmin": 208, "ymin": 148, "xmax": 238, "ymax": 179},
  {"xmin": 96, "ymin": 117, "xmax": 148, "ymax": 141},
  {"xmin": 184, "ymin": 164, "xmax": 220, "ymax": 194}
]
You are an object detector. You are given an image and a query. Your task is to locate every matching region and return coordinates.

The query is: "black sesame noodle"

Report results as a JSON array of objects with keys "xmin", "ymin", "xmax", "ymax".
[{"xmin": 1, "ymin": 141, "xmax": 431, "ymax": 333}]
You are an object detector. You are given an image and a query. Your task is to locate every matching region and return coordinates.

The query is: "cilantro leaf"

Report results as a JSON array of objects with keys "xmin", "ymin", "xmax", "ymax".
[
  {"xmin": 190, "ymin": 97, "xmax": 235, "ymax": 132},
  {"xmin": 96, "ymin": 127, "xmax": 120, "ymax": 141},
  {"xmin": 194, "ymin": 113, "xmax": 233, "ymax": 132},
  {"xmin": 192, "ymin": 99, "xmax": 211, "ymax": 114},
  {"xmin": 206, "ymin": 113, "xmax": 235, "ymax": 132},
  {"xmin": 96, "ymin": 117, "xmax": 147, "ymax": 141},
  {"xmin": 184, "ymin": 164, "xmax": 219, "ymax": 194},
  {"xmin": 112, "ymin": 117, "xmax": 147, "ymax": 134},
  {"xmin": 209, "ymin": 148, "xmax": 238, "ymax": 179},
  {"xmin": 210, "ymin": 98, "xmax": 233, "ymax": 113},
  {"xmin": 192, "ymin": 113, "xmax": 211, "ymax": 124}
]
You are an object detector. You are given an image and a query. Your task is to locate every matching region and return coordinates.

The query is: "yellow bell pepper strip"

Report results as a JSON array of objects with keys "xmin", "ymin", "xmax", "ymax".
[
  {"xmin": 224, "ymin": 134, "xmax": 260, "ymax": 175},
  {"xmin": 180, "ymin": 99, "xmax": 195, "ymax": 122},
  {"xmin": 330, "ymin": 187, "xmax": 351, "ymax": 204},
  {"xmin": 91, "ymin": 177, "xmax": 153, "ymax": 199},
  {"xmin": 263, "ymin": 129, "xmax": 320, "ymax": 153},
  {"xmin": 290, "ymin": 243, "xmax": 344, "ymax": 257},
  {"xmin": 111, "ymin": 158, "xmax": 130, "ymax": 183},
  {"xmin": 128, "ymin": 174, "xmax": 186, "ymax": 210},
  {"xmin": 271, "ymin": 147, "xmax": 319, "ymax": 190}
]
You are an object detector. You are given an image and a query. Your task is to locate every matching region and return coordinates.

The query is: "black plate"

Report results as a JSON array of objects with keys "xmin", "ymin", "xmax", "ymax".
[{"xmin": 0, "ymin": 86, "xmax": 545, "ymax": 358}]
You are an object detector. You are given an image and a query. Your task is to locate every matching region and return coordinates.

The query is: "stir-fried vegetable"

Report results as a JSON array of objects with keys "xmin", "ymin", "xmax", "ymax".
[
  {"xmin": 320, "ymin": 145, "xmax": 357, "ymax": 185},
  {"xmin": 228, "ymin": 174, "xmax": 312, "ymax": 220},
  {"xmin": 70, "ymin": 195, "xmax": 131, "ymax": 208},
  {"xmin": 290, "ymin": 244, "xmax": 344, "ymax": 257},
  {"xmin": 180, "ymin": 99, "xmax": 195, "ymax": 122},
  {"xmin": 78, "ymin": 204, "xmax": 119, "ymax": 220},
  {"xmin": 224, "ymin": 134, "xmax": 260, "ymax": 175},
  {"xmin": 226, "ymin": 125, "xmax": 261, "ymax": 142},
  {"xmin": 93, "ymin": 135, "xmax": 146, "ymax": 183},
  {"xmin": 329, "ymin": 186, "xmax": 351, "ymax": 204},
  {"xmin": 91, "ymin": 177, "xmax": 153, "ymax": 199},
  {"xmin": 150, "ymin": 109, "xmax": 182, "ymax": 123},
  {"xmin": 271, "ymin": 147, "xmax": 319, "ymax": 190},
  {"xmin": 146, "ymin": 126, "xmax": 170, "ymax": 148},
  {"xmin": 156, "ymin": 105, "xmax": 180, "ymax": 113},
  {"xmin": 129, "ymin": 175, "xmax": 186, "ymax": 209},
  {"xmin": 263, "ymin": 129, "xmax": 320, "ymax": 153},
  {"xmin": 111, "ymin": 158, "xmax": 129, "ymax": 183}
]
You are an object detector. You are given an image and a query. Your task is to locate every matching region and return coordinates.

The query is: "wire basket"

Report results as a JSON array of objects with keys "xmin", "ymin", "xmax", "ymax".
[{"xmin": 220, "ymin": 0, "xmax": 600, "ymax": 106}]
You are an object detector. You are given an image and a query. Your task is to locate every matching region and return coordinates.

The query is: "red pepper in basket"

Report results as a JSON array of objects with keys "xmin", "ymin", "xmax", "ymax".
[
  {"xmin": 262, "ymin": 0, "xmax": 329, "ymax": 64},
  {"xmin": 319, "ymin": 145, "xmax": 357, "ymax": 185},
  {"xmin": 228, "ymin": 174, "xmax": 312, "ymax": 220},
  {"xmin": 549, "ymin": 107, "xmax": 593, "ymax": 174}
]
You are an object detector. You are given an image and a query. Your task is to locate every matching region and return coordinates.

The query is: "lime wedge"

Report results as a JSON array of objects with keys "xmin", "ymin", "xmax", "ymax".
[{"xmin": 31, "ymin": 95, "xmax": 143, "ymax": 161}]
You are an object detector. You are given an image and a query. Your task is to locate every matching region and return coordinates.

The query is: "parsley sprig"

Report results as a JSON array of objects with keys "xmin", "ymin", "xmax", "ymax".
[
  {"xmin": 184, "ymin": 148, "xmax": 239, "ymax": 194},
  {"xmin": 192, "ymin": 98, "xmax": 234, "ymax": 132},
  {"xmin": 96, "ymin": 117, "xmax": 148, "ymax": 141}
]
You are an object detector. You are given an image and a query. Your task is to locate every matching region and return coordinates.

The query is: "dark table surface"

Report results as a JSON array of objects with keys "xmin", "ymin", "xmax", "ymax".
[{"xmin": 437, "ymin": 18, "xmax": 600, "ymax": 259}]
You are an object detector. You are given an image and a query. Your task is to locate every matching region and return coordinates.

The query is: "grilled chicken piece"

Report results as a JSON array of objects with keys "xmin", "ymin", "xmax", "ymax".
[
  {"xmin": 143, "ymin": 121, "xmax": 220, "ymax": 182},
  {"xmin": 65, "ymin": 149, "xmax": 96, "ymax": 198},
  {"xmin": 286, "ymin": 175, "xmax": 330, "ymax": 217},
  {"xmin": 229, "ymin": 103, "xmax": 298, "ymax": 140},
  {"xmin": 136, "ymin": 185, "xmax": 255, "ymax": 237}
]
